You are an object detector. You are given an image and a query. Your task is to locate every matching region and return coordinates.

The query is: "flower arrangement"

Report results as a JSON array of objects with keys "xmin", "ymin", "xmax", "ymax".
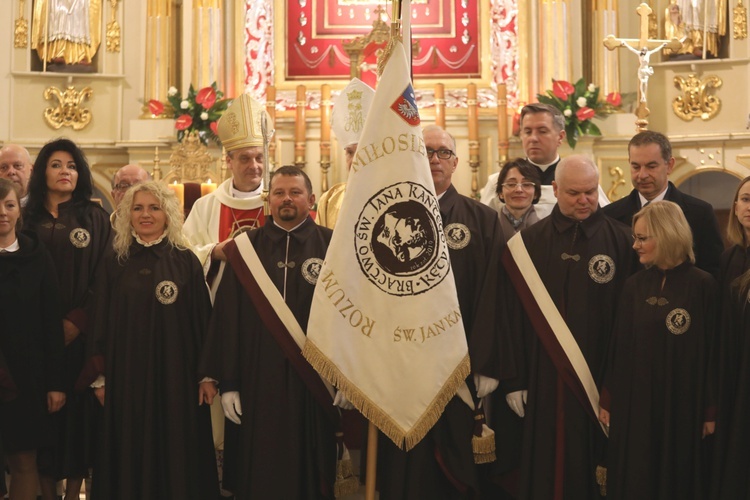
[
  {"xmin": 148, "ymin": 83, "xmax": 230, "ymax": 145},
  {"xmin": 536, "ymin": 78, "xmax": 622, "ymax": 149}
]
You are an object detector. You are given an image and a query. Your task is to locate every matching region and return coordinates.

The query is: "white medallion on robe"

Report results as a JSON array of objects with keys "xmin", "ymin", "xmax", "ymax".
[
  {"xmin": 69, "ymin": 228, "xmax": 91, "ymax": 248},
  {"xmin": 588, "ymin": 254, "xmax": 615, "ymax": 284},
  {"xmin": 666, "ymin": 308, "xmax": 691, "ymax": 335},
  {"xmin": 301, "ymin": 258, "xmax": 324, "ymax": 284},
  {"xmin": 155, "ymin": 280, "xmax": 179, "ymax": 305},
  {"xmin": 355, "ymin": 181, "xmax": 449, "ymax": 296},
  {"xmin": 444, "ymin": 223, "xmax": 471, "ymax": 250}
]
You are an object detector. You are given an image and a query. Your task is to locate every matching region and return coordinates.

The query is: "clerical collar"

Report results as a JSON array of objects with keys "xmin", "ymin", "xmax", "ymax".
[
  {"xmin": 232, "ymin": 182, "xmax": 263, "ymax": 199},
  {"xmin": 0, "ymin": 238, "xmax": 20, "ymax": 253},
  {"xmin": 527, "ymin": 156, "xmax": 560, "ymax": 172},
  {"xmin": 638, "ymin": 185, "xmax": 668, "ymax": 208},
  {"xmin": 132, "ymin": 230, "xmax": 167, "ymax": 247},
  {"xmin": 273, "ymin": 218, "xmax": 307, "ymax": 233}
]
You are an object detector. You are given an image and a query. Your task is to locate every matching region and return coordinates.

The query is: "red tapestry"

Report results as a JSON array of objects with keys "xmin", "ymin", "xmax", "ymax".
[{"xmin": 285, "ymin": 0, "xmax": 480, "ymax": 80}]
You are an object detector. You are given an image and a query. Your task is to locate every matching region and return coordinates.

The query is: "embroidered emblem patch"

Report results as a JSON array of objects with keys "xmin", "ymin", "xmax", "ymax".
[
  {"xmin": 391, "ymin": 84, "xmax": 420, "ymax": 126},
  {"xmin": 444, "ymin": 223, "xmax": 470, "ymax": 250},
  {"xmin": 588, "ymin": 254, "xmax": 615, "ymax": 284},
  {"xmin": 355, "ymin": 181, "xmax": 449, "ymax": 296},
  {"xmin": 155, "ymin": 280, "xmax": 178, "ymax": 305},
  {"xmin": 69, "ymin": 228, "xmax": 91, "ymax": 248},
  {"xmin": 666, "ymin": 308, "xmax": 691, "ymax": 335},
  {"xmin": 301, "ymin": 258, "xmax": 324, "ymax": 285}
]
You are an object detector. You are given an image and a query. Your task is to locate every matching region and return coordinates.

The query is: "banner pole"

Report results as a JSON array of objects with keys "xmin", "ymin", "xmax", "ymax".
[{"xmin": 365, "ymin": 421, "xmax": 379, "ymax": 500}]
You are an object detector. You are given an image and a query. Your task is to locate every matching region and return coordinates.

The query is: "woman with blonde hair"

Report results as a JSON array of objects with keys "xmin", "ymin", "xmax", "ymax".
[
  {"xmin": 599, "ymin": 200, "xmax": 717, "ymax": 500},
  {"xmin": 710, "ymin": 176, "xmax": 750, "ymax": 498},
  {"xmin": 78, "ymin": 181, "xmax": 219, "ymax": 499}
]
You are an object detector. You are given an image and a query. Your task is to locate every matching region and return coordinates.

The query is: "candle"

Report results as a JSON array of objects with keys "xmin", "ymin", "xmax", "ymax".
[
  {"xmin": 168, "ymin": 181, "xmax": 185, "ymax": 210},
  {"xmin": 295, "ymin": 85, "xmax": 307, "ymax": 167},
  {"xmin": 435, "ymin": 83, "xmax": 446, "ymax": 129},
  {"xmin": 200, "ymin": 179, "xmax": 217, "ymax": 197}
]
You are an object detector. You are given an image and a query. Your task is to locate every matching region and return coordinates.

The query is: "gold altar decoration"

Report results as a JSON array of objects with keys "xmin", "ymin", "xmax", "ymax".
[
  {"xmin": 152, "ymin": 147, "xmax": 162, "ymax": 181},
  {"xmin": 106, "ymin": 0, "xmax": 121, "ymax": 52},
  {"xmin": 320, "ymin": 84, "xmax": 332, "ymax": 193},
  {"xmin": 607, "ymin": 166, "xmax": 627, "ymax": 201},
  {"xmin": 165, "ymin": 130, "xmax": 216, "ymax": 183},
  {"xmin": 672, "ymin": 74, "xmax": 722, "ymax": 121},
  {"xmin": 14, "ymin": 0, "xmax": 28, "ymax": 48},
  {"xmin": 735, "ymin": 0, "xmax": 748, "ymax": 39},
  {"xmin": 43, "ymin": 85, "xmax": 93, "ymax": 130},
  {"xmin": 342, "ymin": 6, "xmax": 390, "ymax": 81}
]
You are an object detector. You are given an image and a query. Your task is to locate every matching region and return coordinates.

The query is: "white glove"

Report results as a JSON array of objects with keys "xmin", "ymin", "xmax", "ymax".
[
  {"xmin": 333, "ymin": 391, "xmax": 355, "ymax": 410},
  {"xmin": 506, "ymin": 390, "xmax": 528, "ymax": 418},
  {"xmin": 221, "ymin": 391, "xmax": 243, "ymax": 424},
  {"xmin": 474, "ymin": 374, "xmax": 500, "ymax": 399}
]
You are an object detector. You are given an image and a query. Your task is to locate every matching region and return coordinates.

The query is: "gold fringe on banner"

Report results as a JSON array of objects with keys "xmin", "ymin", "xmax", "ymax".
[{"xmin": 302, "ymin": 340, "xmax": 471, "ymax": 451}]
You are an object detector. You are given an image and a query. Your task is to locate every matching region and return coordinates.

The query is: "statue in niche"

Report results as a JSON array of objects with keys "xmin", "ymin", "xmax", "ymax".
[
  {"xmin": 664, "ymin": 0, "xmax": 727, "ymax": 59},
  {"xmin": 663, "ymin": 2, "xmax": 696, "ymax": 58},
  {"xmin": 31, "ymin": 0, "xmax": 102, "ymax": 71}
]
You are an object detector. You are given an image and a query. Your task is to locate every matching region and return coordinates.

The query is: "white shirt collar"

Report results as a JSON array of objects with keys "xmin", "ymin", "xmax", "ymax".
[
  {"xmin": 638, "ymin": 184, "xmax": 669, "ymax": 207},
  {"xmin": 132, "ymin": 230, "xmax": 167, "ymax": 247},
  {"xmin": 232, "ymin": 182, "xmax": 263, "ymax": 199},
  {"xmin": 527, "ymin": 155, "xmax": 560, "ymax": 172},
  {"xmin": 0, "ymin": 239, "xmax": 20, "ymax": 252}
]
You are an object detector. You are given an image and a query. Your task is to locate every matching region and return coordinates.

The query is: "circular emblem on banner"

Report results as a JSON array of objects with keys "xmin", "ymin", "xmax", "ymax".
[
  {"xmin": 69, "ymin": 228, "xmax": 91, "ymax": 248},
  {"xmin": 588, "ymin": 254, "xmax": 615, "ymax": 284},
  {"xmin": 355, "ymin": 181, "xmax": 449, "ymax": 296},
  {"xmin": 301, "ymin": 258, "xmax": 324, "ymax": 285},
  {"xmin": 155, "ymin": 280, "xmax": 178, "ymax": 305},
  {"xmin": 666, "ymin": 308, "xmax": 691, "ymax": 335},
  {"xmin": 444, "ymin": 223, "xmax": 471, "ymax": 250}
]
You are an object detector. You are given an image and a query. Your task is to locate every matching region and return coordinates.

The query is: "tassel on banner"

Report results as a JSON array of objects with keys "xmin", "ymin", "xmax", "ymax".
[
  {"xmin": 334, "ymin": 433, "xmax": 360, "ymax": 498},
  {"xmin": 596, "ymin": 465, "xmax": 607, "ymax": 496},
  {"xmin": 471, "ymin": 405, "xmax": 496, "ymax": 464}
]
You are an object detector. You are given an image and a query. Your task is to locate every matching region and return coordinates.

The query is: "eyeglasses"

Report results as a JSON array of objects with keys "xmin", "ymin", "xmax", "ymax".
[
  {"xmin": 113, "ymin": 182, "xmax": 136, "ymax": 192},
  {"xmin": 502, "ymin": 182, "xmax": 536, "ymax": 191},
  {"xmin": 632, "ymin": 234, "xmax": 653, "ymax": 246},
  {"xmin": 426, "ymin": 148, "xmax": 455, "ymax": 160},
  {"xmin": 0, "ymin": 163, "xmax": 26, "ymax": 173}
]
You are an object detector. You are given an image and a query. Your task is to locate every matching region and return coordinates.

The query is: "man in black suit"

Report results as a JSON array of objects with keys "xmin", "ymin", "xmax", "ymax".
[{"xmin": 602, "ymin": 130, "xmax": 723, "ymax": 276}]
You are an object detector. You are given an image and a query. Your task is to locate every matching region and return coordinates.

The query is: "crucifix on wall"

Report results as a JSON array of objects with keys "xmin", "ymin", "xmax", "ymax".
[{"xmin": 604, "ymin": 3, "xmax": 683, "ymax": 131}]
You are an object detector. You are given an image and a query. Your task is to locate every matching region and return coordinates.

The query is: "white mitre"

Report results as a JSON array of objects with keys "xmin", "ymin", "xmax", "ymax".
[{"xmin": 331, "ymin": 78, "xmax": 375, "ymax": 147}]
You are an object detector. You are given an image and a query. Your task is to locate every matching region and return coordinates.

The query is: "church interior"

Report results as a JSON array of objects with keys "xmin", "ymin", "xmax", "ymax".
[{"xmin": 1, "ymin": 0, "xmax": 749, "ymax": 234}]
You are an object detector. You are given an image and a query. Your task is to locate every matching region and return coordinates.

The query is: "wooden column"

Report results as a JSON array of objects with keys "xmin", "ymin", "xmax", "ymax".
[
  {"xmin": 320, "ymin": 84, "xmax": 332, "ymax": 193},
  {"xmin": 467, "ymin": 83, "xmax": 480, "ymax": 199},
  {"xmin": 497, "ymin": 83, "xmax": 509, "ymax": 167},
  {"xmin": 434, "ymin": 83, "xmax": 446, "ymax": 129},
  {"xmin": 295, "ymin": 85, "xmax": 307, "ymax": 169}
]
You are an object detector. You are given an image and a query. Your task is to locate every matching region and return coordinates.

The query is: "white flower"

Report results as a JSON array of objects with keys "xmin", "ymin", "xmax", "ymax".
[
  {"xmin": 200, "ymin": 112, "xmax": 209, "ymax": 120},
  {"xmin": 563, "ymin": 109, "xmax": 572, "ymax": 117},
  {"xmin": 168, "ymin": 86, "xmax": 178, "ymax": 97},
  {"xmin": 576, "ymin": 97, "xmax": 587, "ymax": 107},
  {"xmin": 588, "ymin": 83, "xmax": 596, "ymax": 92},
  {"xmin": 180, "ymin": 100, "xmax": 189, "ymax": 109}
]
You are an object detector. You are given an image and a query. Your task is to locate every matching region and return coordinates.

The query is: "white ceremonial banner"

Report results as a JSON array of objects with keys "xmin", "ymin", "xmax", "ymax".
[{"xmin": 303, "ymin": 31, "xmax": 470, "ymax": 451}]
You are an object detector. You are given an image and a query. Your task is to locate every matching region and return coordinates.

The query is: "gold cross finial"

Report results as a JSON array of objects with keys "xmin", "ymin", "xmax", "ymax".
[{"xmin": 636, "ymin": 3, "xmax": 653, "ymax": 48}]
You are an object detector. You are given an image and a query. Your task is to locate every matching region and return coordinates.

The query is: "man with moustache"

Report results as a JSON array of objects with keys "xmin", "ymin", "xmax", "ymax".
[
  {"xmin": 110, "ymin": 164, "xmax": 151, "ymax": 208},
  {"xmin": 602, "ymin": 130, "xmax": 723, "ymax": 276},
  {"xmin": 0, "ymin": 144, "xmax": 33, "ymax": 206},
  {"xmin": 498, "ymin": 155, "xmax": 635, "ymax": 499}
]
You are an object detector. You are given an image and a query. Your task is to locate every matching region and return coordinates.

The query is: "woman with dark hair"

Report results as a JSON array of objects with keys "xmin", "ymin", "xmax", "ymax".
[
  {"xmin": 23, "ymin": 138, "xmax": 112, "ymax": 500},
  {"xmin": 494, "ymin": 158, "xmax": 541, "ymax": 242},
  {"xmin": 711, "ymin": 176, "xmax": 750, "ymax": 498},
  {"xmin": 599, "ymin": 201, "xmax": 716, "ymax": 500},
  {"xmin": 78, "ymin": 181, "xmax": 218, "ymax": 499},
  {"xmin": 0, "ymin": 178, "xmax": 66, "ymax": 500}
]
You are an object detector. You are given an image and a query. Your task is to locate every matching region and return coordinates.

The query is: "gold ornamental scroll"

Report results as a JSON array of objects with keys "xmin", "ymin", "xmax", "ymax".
[
  {"xmin": 434, "ymin": 83, "xmax": 446, "ymax": 129},
  {"xmin": 192, "ymin": 0, "xmax": 223, "ymax": 89},
  {"xmin": 320, "ymin": 84, "xmax": 332, "ymax": 193},
  {"xmin": 295, "ymin": 85, "xmax": 307, "ymax": 169},
  {"xmin": 142, "ymin": 0, "xmax": 174, "ymax": 118},
  {"xmin": 467, "ymin": 83, "xmax": 480, "ymax": 199},
  {"xmin": 266, "ymin": 86, "xmax": 277, "ymax": 171},
  {"xmin": 497, "ymin": 83, "xmax": 509, "ymax": 167}
]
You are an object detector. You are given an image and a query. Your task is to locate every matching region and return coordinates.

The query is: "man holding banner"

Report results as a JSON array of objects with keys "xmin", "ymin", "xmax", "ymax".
[
  {"xmin": 302, "ymin": 6, "xmax": 503, "ymax": 496},
  {"xmin": 201, "ymin": 166, "xmax": 340, "ymax": 499},
  {"xmin": 499, "ymin": 155, "xmax": 635, "ymax": 499}
]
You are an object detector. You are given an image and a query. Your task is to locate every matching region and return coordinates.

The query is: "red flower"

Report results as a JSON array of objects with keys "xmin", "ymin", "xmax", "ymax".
[
  {"xmin": 576, "ymin": 106, "xmax": 596, "ymax": 121},
  {"xmin": 552, "ymin": 80, "xmax": 575, "ymax": 100},
  {"xmin": 196, "ymin": 87, "xmax": 217, "ymax": 109},
  {"xmin": 148, "ymin": 99, "xmax": 164, "ymax": 116},
  {"xmin": 175, "ymin": 114, "xmax": 193, "ymax": 131},
  {"xmin": 606, "ymin": 92, "xmax": 622, "ymax": 107},
  {"xmin": 210, "ymin": 121, "xmax": 218, "ymax": 135}
]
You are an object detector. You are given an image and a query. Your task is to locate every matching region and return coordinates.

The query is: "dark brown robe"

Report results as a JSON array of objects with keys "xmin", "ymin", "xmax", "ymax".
[
  {"xmin": 601, "ymin": 262, "xmax": 716, "ymax": 500},
  {"xmin": 24, "ymin": 199, "xmax": 112, "ymax": 478},
  {"xmin": 201, "ymin": 217, "xmax": 337, "ymax": 500},
  {"xmin": 500, "ymin": 206, "xmax": 635, "ymax": 500},
  {"xmin": 80, "ymin": 240, "xmax": 218, "ymax": 499}
]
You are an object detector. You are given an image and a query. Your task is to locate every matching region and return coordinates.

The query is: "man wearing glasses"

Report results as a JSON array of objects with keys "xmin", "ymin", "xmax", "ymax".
[
  {"xmin": 379, "ymin": 125, "xmax": 505, "ymax": 498},
  {"xmin": 0, "ymin": 144, "xmax": 33, "ymax": 206},
  {"xmin": 110, "ymin": 164, "xmax": 151, "ymax": 207}
]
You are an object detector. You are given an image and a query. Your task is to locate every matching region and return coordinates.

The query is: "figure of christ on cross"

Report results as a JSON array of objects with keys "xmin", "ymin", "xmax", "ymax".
[{"xmin": 603, "ymin": 3, "xmax": 683, "ymax": 128}]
